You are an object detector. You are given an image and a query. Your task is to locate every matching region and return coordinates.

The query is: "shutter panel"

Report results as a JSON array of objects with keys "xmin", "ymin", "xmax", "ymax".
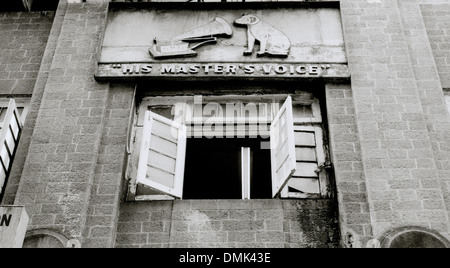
[
  {"xmin": 281, "ymin": 126, "xmax": 326, "ymax": 198},
  {"xmin": 270, "ymin": 96, "xmax": 296, "ymax": 198},
  {"xmin": 136, "ymin": 111, "xmax": 186, "ymax": 198},
  {"xmin": 0, "ymin": 99, "xmax": 23, "ymax": 198}
]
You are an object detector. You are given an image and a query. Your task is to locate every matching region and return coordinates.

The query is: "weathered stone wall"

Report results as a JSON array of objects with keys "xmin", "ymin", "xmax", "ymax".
[
  {"xmin": 3, "ymin": 0, "xmax": 450, "ymax": 248},
  {"xmin": 2, "ymin": 3, "xmax": 64, "ymax": 206},
  {"xmin": 325, "ymin": 82, "xmax": 371, "ymax": 247},
  {"xmin": 421, "ymin": 3, "xmax": 450, "ymax": 89},
  {"xmin": 0, "ymin": 11, "xmax": 53, "ymax": 96},
  {"xmin": 116, "ymin": 200, "xmax": 339, "ymax": 248},
  {"xmin": 10, "ymin": 1, "xmax": 114, "ymax": 245},
  {"xmin": 339, "ymin": 0, "xmax": 450, "ymax": 245}
]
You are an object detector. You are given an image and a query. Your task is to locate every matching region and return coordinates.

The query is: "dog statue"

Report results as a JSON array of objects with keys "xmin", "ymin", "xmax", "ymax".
[{"xmin": 234, "ymin": 14, "xmax": 291, "ymax": 57}]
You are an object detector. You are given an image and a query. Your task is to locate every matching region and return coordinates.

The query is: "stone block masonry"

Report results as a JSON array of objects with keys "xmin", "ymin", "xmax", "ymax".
[
  {"xmin": 339, "ymin": 0, "xmax": 450, "ymax": 243},
  {"xmin": 3, "ymin": 0, "xmax": 343, "ymax": 248},
  {"xmin": 10, "ymin": 1, "xmax": 112, "ymax": 243},
  {"xmin": 421, "ymin": 3, "xmax": 450, "ymax": 89},
  {"xmin": 325, "ymin": 82, "xmax": 372, "ymax": 247},
  {"xmin": 81, "ymin": 85, "xmax": 134, "ymax": 248},
  {"xmin": 0, "ymin": 11, "xmax": 53, "ymax": 95},
  {"xmin": 3, "ymin": 0, "xmax": 450, "ymax": 248},
  {"xmin": 116, "ymin": 200, "xmax": 340, "ymax": 248},
  {"xmin": 1, "ymin": 5, "xmax": 66, "ymax": 205}
]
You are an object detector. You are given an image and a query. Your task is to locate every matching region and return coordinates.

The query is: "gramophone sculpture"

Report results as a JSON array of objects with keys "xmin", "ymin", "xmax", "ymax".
[{"xmin": 149, "ymin": 17, "xmax": 233, "ymax": 59}]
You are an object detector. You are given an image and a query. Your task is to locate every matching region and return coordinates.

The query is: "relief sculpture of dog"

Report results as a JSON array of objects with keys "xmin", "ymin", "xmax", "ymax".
[{"xmin": 234, "ymin": 14, "xmax": 291, "ymax": 57}]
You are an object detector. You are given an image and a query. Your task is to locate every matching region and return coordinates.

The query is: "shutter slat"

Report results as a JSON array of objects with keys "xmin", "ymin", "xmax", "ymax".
[
  {"xmin": 294, "ymin": 131, "xmax": 315, "ymax": 146},
  {"xmin": 294, "ymin": 162, "xmax": 319, "ymax": 178},
  {"xmin": 288, "ymin": 178, "xmax": 320, "ymax": 194},
  {"xmin": 148, "ymin": 150, "xmax": 176, "ymax": 174},
  {"xmin": 295, "ymin": 147, "xmax": 317, "ymax": 162},
  {"xmin": 151, "ymin": 119, "xmax": 178, "ymax": 143},
  {"xmin": 146, "ymin": 166, "xmax": 175, "ymax": 188},
  {"xmin": 149, "ymin": 135, "xmax": 178, "ymax": 159}
]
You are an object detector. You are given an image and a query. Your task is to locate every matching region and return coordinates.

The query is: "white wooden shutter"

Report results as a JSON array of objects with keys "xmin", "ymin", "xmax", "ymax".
[
  {"xmin": 136, "ymin": 111, "xmax": 186, "ymax": 198},
  {"xmin": 270, "ymin": 96, "xmax": 296, "ymax": 198},
  {"xmin": 0, "ymin": 99, "xmax": 23, "ymax": 198},
  {"xmin": 281, "ymin": 126, "xmax": 326, "ymax": 198}
]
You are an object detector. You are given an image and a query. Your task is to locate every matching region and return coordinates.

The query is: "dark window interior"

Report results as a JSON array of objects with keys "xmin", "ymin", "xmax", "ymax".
[
  {"xmin": 31, "ymin": 0, "xmax": 60, "ymax": 11},
  {"xmin": 183, "ymin": 137, "xmax": 272, "ymax": 199},
  {"xmin": 0, "ymin": 0, "xmax": 59, "ymax": 12}
]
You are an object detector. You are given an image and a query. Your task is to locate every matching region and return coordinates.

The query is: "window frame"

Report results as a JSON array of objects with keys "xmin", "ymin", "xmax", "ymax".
[
  {"xmin": 126, "ymin": 93, "xmax": 330, "ymax": 201},
  {"xmin": 241, "ymin": 146, "xmax": 251, "ymax": 200}
]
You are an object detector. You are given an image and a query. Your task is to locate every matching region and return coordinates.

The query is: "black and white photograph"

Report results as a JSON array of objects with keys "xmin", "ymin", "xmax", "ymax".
[{"xmin": 0, "ymin": 0, "xmax": 450, "ymax": 255}]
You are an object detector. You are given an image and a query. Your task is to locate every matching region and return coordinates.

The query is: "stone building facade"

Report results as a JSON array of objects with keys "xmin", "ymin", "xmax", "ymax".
[{"xmin": 1, "ymin": 0, "xmax": 450, "ymax": 248}]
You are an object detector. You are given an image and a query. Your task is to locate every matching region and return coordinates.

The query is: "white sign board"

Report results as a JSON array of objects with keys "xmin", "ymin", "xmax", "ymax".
[{"xmin": 0, "ymin": 206, "xmax": 29, "ymax": 248}]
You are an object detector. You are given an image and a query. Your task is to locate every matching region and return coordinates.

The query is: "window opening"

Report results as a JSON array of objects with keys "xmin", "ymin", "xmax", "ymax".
[
  {"xmin": 182, "ymin": 137, "xmax": 272, "ymax": 199},
  {"xmin": 129, "ymin": 93, "xmax": 331, "ymax": 201}
]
